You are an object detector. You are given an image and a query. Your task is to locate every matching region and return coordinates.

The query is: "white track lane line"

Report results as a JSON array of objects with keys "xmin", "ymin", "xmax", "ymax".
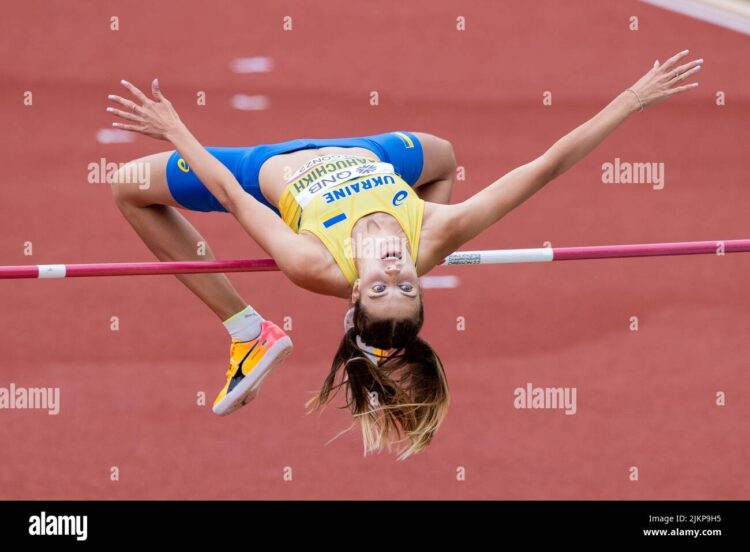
[
  {"xmin": 230, "ymin": 56, "xmax": 274, "ymax": 73},
  {"xmin": 419, "ymin": 275, "xmax": 460, "ymax": 289},
  {"xmin": 641, "ymin": 0, "xmax": 750, "ymax": 35},
  {"xmin": 230, "ymin": 94, "xmax": 270, "ymax": 111},
  {"xmin": 96, "ymin": 128, "xmax": 135, "ymax": 144}
]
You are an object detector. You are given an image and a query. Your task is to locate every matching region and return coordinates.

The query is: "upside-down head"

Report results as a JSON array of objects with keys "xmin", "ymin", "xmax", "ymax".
[
  {"xmin": 308, "ymin": 292, "xmax": 450, "ymax": 460},
  {"xmin": 351, "ymin": 234, "xmax": 422, "ymax": 326}
]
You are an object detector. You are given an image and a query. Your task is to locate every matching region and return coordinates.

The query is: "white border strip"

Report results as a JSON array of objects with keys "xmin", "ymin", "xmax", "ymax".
[
  {"xmin": 444, "ymin": 248, "xmax": 553, "ymax": 265},
  {"xmin": 38, "ymin": 265, "xmax": 67, "ymax": 278},
  {"xmin": 640, "ymin": 0, "xmax": 750, "ymax": 35}
]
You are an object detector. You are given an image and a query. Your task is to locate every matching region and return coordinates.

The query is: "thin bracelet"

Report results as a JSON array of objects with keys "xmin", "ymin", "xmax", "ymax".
[{"xmin": 625, "ymin": 88, "xmax": 644, "ymax": 112}]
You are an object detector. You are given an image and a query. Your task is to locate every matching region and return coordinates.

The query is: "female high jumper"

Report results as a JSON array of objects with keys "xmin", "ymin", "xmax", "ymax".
[{"xmin": 107, "ymin": 49, "xmax": 701, "ymax": 458}]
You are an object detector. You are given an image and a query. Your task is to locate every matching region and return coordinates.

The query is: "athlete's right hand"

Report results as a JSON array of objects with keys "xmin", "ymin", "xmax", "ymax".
[{"xmin": 107, "ymin": 79, "xmax": 185, "ymax": 141}]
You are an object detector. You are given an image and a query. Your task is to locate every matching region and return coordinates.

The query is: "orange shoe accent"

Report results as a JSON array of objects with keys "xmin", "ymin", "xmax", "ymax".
[{"xmin": 212, "ymin": 320, "xmax": 292, "ymax": 415}]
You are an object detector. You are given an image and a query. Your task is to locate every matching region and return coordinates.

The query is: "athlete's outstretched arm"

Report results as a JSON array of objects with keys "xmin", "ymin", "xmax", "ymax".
[
  {"xmin": 107, "ymin": 79, "xmax": 312, "ymax": 283},
  {"xmin": 435, "ymin": 50, "xmax": 702, "ymax": 255}
]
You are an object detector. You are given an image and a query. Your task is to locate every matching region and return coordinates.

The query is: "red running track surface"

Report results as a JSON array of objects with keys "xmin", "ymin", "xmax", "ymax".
[{"xmin": 0, "ymin": 0, "xmax": 748, "ymax": 499}]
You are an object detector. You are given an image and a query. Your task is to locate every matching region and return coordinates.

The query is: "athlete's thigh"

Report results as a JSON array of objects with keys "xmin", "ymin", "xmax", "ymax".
[{"xmin": 111, "ymin": 151, "xmax": 181, "ymax": 208}]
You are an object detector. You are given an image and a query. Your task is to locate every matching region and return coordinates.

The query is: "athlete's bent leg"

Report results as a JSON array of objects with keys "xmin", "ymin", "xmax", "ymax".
[
  {"xmin": 111, "ymin": 151, "xmax": 247, "ymax": 320},
  {"xmin": 111, "ymin": 151, "xmax": 292, "ymax": 415}
]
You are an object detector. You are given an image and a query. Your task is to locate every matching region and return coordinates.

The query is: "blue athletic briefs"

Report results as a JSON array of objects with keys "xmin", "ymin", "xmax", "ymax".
[{"xmin": 165, "ymin": 131, "xmax": 424, "ymax": 214}]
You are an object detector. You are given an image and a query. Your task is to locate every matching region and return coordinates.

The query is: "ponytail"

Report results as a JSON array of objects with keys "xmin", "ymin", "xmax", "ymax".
[{"xmin": 308, "ymin": 302, "xmax": 449, "ymax": 460}]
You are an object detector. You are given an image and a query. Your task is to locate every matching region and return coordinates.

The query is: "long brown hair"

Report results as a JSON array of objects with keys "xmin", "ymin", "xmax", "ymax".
[{"xmin": 307, "ymin": 300, "xmax": 450, "ymax": 460}]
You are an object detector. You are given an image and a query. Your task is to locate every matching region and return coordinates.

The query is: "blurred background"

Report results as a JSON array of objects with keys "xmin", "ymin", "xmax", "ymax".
[{"xmin": 0, "ymin": 0, "xmax": 748, "ymax": 499}]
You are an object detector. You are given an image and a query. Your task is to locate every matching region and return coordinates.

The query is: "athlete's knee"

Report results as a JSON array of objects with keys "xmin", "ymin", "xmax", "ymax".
[
  {"xmin": 110, "ymin": 164, "xmax": 135, "ymax": 207},
  {"xmin": 418, "ymin": 133, "xmax": 456, "ymax": 179},
  {"xmin": 436, "ymin": 137, "xmax": 456, "ymax": 177},
  {"xmin": 110, "ymin": 159, "xmax": 152, "ymax": 208}
]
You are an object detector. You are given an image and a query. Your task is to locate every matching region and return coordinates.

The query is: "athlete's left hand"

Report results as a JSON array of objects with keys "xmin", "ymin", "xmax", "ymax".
[
  {"xmin": 627, "ymin": 50, "xmax": 702, "ymax": 111},
  {"xmin": 107, "ymin": 79, "xmax": 184, "ymax": 140}
]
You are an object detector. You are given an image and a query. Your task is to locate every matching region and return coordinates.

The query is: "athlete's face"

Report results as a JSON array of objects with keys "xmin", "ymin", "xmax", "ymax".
[{"xmin": 351, "ymin": 240, "xmax": 421, "ymax": 320}]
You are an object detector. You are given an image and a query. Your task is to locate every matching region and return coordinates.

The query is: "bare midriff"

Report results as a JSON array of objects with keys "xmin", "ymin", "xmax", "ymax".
[{"xmin": 257, "ymin": 146, "xmax": 380, "ymax": 207}]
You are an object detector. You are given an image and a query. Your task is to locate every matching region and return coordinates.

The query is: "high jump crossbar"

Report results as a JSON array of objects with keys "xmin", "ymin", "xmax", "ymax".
[{"xmin": 1, "ymin": 239, "xmax": 748, "ymax": 280}]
